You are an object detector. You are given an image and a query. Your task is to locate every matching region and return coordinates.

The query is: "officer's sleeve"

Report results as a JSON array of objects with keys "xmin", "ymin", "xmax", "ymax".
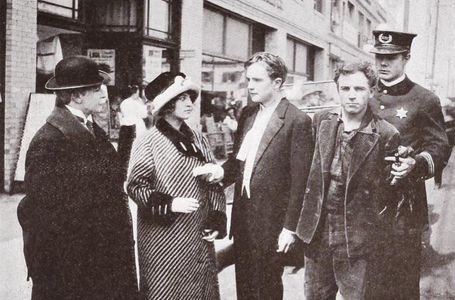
[{"xmin": 415, "ymin": 93, "xmax": 451, "ymax": 179}]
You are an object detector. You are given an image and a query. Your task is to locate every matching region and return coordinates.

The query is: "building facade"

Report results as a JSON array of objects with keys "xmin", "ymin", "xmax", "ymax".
[{"xmin": 0, "ymin": 0, "xmax": 389, "ymax": 192}]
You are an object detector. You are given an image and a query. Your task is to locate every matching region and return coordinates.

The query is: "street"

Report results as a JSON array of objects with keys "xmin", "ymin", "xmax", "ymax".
[{"xmin": 2, "ymin": 149, "xmax": 455, "ymax": 299}]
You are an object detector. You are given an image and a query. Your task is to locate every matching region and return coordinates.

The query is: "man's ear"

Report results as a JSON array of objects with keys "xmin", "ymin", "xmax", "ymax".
[
  {"xmin": 71, "ymin": 91, "xmax": 83, "ymax": 104},
  {"xmin": 404, "ymin": 52, "xmax": 411, "ymax": 61},
  {"xmin": 273, "ymin": 77, "xmax": 283, "ymax": 89}
]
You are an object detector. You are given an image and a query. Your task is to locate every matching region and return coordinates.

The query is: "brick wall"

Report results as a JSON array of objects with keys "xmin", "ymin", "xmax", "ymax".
[{"xmin": 4, "ymin": 0, "xmax": 37, "ymax": 192}]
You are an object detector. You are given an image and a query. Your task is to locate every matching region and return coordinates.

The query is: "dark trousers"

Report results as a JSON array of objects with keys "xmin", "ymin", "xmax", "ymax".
[
  {"xmin": 384, "ymin": 232, "xmax": 422, "ymax": 300},
  {"xmin": 304, "ymin": 250, "xmax": 369, "ymax": 300},
  {"xmin": 233, "ymin": 235, "xmax": 284, "ymax": 300},
  {"xmin": 233, "ymin": 191, "xmax": 284, "ymax": 300}
]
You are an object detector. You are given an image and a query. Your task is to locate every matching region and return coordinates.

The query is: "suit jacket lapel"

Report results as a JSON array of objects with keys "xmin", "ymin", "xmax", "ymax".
[
  {"xmin": 252, "ymin": 99, "xmax": 287, "ymax": 170},
  {"xmin": 318, "ymin": 114, "xmax": 339, "ymax": 181},
  {"xmin": 47, "ymin": 106, "xmax": 97, "ymax": 147}
]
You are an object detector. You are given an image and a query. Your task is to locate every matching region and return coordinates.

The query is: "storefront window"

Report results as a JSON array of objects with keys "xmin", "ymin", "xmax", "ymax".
[
  {"xmin": 201, "ymin": 54, "xmax": 247, "ymax": 119},
  {"xmin": 145, "ymin": 0, "xmax": 172, "ymax": 40},
  {"xmin": 38, "ymin": 0, "xmax": 78, "ymax": 19},
  {"xmin": 94, "ymin": 0, "xmax": 137, "ymax": 32}
]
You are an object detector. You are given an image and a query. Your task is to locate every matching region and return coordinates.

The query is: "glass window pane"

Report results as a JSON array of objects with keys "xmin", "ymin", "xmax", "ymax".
[
  {"xmin": 38, "ymin": 0, "xmax": 77, "ymax": 19},
  {"xmin": 203, "ymin": 9, "xmax": 224, "ymax": 54},
  {"xmin": 225, "ymin": 17, "xmax": 250, "ymax": 60},
  {"xmin": 295, "ymin": 43, "xmax": 308, "ymax": 74},
  {"xmin": 147, "ymin": 0, "xmax": 170, "ymax": 39},
  {"xmin": 286, "ymin": 39, "xmax": 295, "ymax": 71}
]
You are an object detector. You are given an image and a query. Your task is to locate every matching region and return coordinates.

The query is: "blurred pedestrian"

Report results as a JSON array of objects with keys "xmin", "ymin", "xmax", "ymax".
[
  {"xmin": 120, "ymin": 83, "xmax": 148, "ymax": 139},
  {"xmin": 296, "ymin": 61, "xmax": 400, "ymax": 300},
  {"xmin": 370, "ymin": 26, "xmax": 451, "ymax": 299},
  {"xmin": 18, "ymin": 56, "xmax": 138, "ymax": 300},
  {"xmin": 223, "ymin": 106, "xmax": 238, "ymax": 133},
  {"xmin": 127, "ymin": 72, "xmax": 226, "ymax": 300},
  {"xmin": 196, "ymin": 52, "xmax": 314, "ymax": 300}
]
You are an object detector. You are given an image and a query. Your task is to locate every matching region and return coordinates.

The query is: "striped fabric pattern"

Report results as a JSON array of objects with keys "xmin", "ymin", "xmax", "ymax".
[{"xmin": 127, "ymin": 126, "xmax": 225, "ymax": 300}]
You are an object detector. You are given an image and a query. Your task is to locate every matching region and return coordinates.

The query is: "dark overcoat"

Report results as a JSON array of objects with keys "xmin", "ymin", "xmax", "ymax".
[
  {"xmin": 18, "ymin": 106, "xmax": 138, "ymax": 300},
  {"xmin": 296, "ymin": 109, "xmax": 400, "ymax": 258},
  {"xmin": 222, "ymin": 98, "xmax": 313, "ymax": 299}
]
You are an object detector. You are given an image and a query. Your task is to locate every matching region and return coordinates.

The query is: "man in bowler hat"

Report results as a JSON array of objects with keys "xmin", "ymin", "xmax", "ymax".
[
  {"xmin": 369, "ymin": 26, "xmax": 451, "ymax": 299},
  {"xmin": 18, "ymin": 56, "xmax": 138, "ymax": 299}
]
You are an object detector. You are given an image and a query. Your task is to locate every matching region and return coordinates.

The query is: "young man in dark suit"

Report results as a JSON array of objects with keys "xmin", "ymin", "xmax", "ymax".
[
  {"xmin": 198, "ymin": 52, "xmax": 314, "ymax": 299},
  {"xmin": 18, "ymin": 56, "xmax": 138, "ymax": 299}
]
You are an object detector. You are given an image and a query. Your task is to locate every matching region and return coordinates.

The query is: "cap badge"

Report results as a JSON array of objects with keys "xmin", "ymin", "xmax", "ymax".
[{"xmin": 379, "ymin": 33, "xmax": 393, "ymax": 44}]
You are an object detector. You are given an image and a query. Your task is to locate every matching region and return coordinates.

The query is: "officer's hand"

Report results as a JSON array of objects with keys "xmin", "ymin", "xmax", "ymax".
[
  {"xmin": 384, "ymin": 156, "xmax": 416, "ymax": 179},
  {"xmin": 171, "ymin": 197, "xmax": 200, "ymax": 213},
  {"xmin": 276, "ymin": 228, "xmax": 296, "ymax": 253}
]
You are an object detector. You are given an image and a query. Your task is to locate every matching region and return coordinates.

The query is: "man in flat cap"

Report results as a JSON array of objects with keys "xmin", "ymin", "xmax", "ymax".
[
  {"xmin": 18, "ymin": 56, "xmax": 138, "ymax": 299},
  {"xmin": 370, "ymin": 27, "xmax": 451, "ymax": 299}
]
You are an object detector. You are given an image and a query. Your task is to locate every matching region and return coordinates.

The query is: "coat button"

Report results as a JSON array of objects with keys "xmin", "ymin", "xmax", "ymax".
[
  {"xmin": 383, "ymin": 90, "xmax": 388, "ymax": 94},
  {"xmin": 380, "ymin": 105, "xmax": 385, "ymax": 110}
]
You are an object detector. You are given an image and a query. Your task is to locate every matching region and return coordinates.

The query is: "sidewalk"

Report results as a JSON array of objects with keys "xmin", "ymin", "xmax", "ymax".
[{"xmin": 0, "ymin": 190, "xmax": 304, "ymax": 300}]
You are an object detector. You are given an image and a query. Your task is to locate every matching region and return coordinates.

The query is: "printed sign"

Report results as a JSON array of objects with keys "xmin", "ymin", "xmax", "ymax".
[{"xmin": 87, "ymin": 49, "xmax": 116, "ymax": 85}]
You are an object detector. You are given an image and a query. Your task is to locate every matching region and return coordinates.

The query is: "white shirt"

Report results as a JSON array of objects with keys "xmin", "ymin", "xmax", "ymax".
[
  {"xmin": 120, "ymin": 96, "xmax": 148, "ymax": 138},
  {"xmin": 65, "ymin": 105, "xmax": 93, "ymax": 131},
  {"xmin": 380, "ymin": 74, "xmax": 406, "ymax": 87},
  {"xmin": 236, "ymin": 99, "xmax": 281, "ymax": 198}
]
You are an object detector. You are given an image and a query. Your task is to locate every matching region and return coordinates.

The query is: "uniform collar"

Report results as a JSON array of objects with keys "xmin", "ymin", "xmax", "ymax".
[
  {"xmin": 380, "ymin": 74, "xmax": 406, "ymax": 87},
  {"xmin": 377, "ymin": 75, "xmax": 415, "ymax": 96}
]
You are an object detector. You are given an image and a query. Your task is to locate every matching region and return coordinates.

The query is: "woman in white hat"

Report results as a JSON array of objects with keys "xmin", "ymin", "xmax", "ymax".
[{"xmin": 126, "ymin": 72, "xmax": 226, "ymax": 300}]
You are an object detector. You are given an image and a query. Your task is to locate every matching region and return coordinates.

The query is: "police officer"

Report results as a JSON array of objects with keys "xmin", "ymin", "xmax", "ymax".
[{"xmin": 369, "ymin": 27, "xmax": 451, "ymax": 299}]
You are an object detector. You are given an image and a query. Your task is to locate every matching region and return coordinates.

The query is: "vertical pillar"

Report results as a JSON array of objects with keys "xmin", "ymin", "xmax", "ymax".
[
  {"xmin": 4, "ymin": 0, "xmax": 37, "ymax": 192},
  {"xmin": 264, "ymin": 28, "xmax": 287, "ymax": 59},
  {"xmin": 179, "ymin": 0, "xmax": 204, "ymax": 129}
]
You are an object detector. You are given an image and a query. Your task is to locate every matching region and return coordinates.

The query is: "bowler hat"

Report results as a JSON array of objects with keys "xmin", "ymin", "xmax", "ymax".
[
  {"xmin": 45, "ymin": 56, "xmax": 110, "ymax": 90},
  {"xmin": 370, "ymin": 29, "xmax": 417, "ymax": 55},
  {"xmin": 144, "ymin": 72, "xmax": 199, "ymax": 116}
]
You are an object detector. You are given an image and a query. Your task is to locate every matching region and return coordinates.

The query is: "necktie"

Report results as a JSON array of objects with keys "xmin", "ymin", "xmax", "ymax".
[
  {"xmin": 75, "ymin": 115, "xmax": 95, "ymax": 136},
  {"xmin": 85, "ymin": 120, "xmax": 95, "ymax": 136}
]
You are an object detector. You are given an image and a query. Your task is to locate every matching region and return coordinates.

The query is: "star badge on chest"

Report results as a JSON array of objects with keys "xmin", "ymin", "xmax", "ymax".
[{"xmin": 396, "ymin": 107, "xmax": 408, "ymax": 119}]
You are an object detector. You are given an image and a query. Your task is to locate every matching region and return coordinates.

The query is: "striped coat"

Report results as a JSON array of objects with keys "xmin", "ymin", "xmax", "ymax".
[{"xmin": 127, "ymin": 125, "xmax": 226, "ymax": 300}]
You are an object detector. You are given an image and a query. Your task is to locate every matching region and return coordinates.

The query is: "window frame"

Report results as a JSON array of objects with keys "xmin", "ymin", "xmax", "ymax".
[
  {"xmin": 144, "ymin": 0, "xmax": 174, "ymax": 41},
  {"xmin": 286, "ymin": 37, "xmax": 315, "ymax": 81},
  {"xmin": 202, "ymin": 6, "xmax": 253, "ymax": 62},
  {"xmin": 38, "ymin": 0, "xmax": 79, "ymax": 20}
]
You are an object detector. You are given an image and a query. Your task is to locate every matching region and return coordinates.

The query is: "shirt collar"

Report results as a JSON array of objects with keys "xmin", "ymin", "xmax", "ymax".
[
  {"xmin": 65, "ymin": 105, "xmax": 93, "ymax": 123},
  {"xmin": 380, "ymin": 74, "xmax": 406, "ymax": 87},
  {"xmin": 259, "ymin": 97, "xmax": 282, "ymax": 113}
]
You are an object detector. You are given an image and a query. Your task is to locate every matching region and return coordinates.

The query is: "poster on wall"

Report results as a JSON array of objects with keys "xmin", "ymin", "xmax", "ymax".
[
  {"xmin": 143, "ymin": 45, "xmax": 163, "ymax": 83},
  {"xmin": 14, "ymin": 93, "xmax": 56, "ymax": 181},
  {"xmin": 15, "ymin": 92, "xmax": 113, "ymax": 182},
  {"xmin": 87, "ymin": 49, "xmax": 115, "ymax": 85}
]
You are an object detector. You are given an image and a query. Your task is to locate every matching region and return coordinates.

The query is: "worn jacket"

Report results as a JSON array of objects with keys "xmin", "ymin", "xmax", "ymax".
[{"xmin": 296, "ymin": 108, "xmax": 400, "ymax": 257}]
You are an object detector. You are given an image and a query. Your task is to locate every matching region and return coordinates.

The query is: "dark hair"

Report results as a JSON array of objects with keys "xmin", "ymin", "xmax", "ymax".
[
  {"xmin": 334, "ymin": 61, "xmax": 377, "ymax": 88},
  {"xmin": 128, "ymin": 84, "xmax": 139, "ymax": 96},
  {"xmin": 55, "ymin": 86, "xmax": 94, "ymax": 107},
  {"xmin": 244, "ymin": 52, "xmax": 288, "ymax": 86},
  {"xmin": 157, "ymin": 95, "xmax": 179, "ymax": 117}
]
